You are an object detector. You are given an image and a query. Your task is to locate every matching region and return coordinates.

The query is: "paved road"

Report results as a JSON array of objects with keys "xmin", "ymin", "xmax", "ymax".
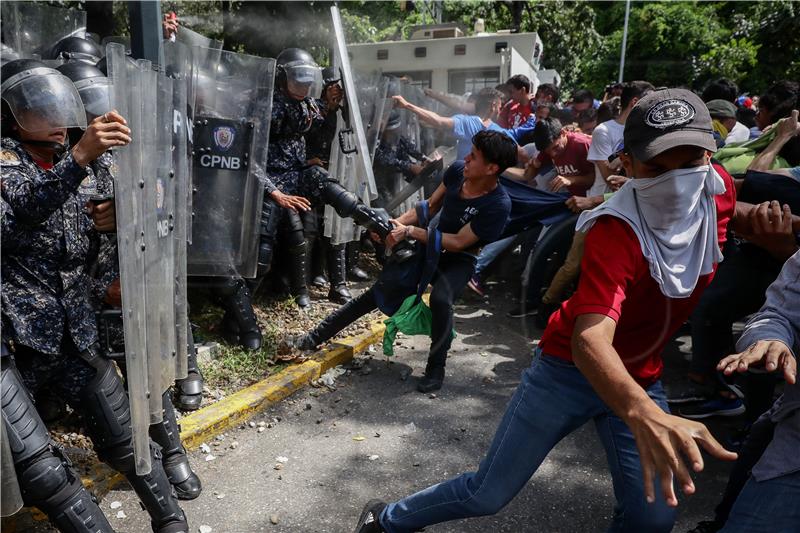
[{"xmin": 26, "ymin": 282, "xmax": 740, "ymax": 533}]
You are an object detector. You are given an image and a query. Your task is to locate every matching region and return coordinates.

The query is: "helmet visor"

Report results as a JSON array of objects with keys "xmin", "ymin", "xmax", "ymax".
[
  {"xmin": 284, "ymin": 63, "xmax": 322, "ymax": 99},
  {"xmin": 75, "ymin": 77, "xmax": 111, "ymax": 120},
  {"xmin": 2, "ymin": 69, "xmax": 87, "ymax": 131}
]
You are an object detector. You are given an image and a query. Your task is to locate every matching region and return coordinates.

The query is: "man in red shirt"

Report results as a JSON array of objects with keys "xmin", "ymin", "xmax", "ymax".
[
  {"xmin": 527, "ymin": 117, "xmax": 594, "ymax": 196},
  {"xmin": 497, "ymin": 74, "xmax": 535, "ymax": 129},
  {"xmin": 354, "ymin": 89, "xmax": 768, "ymax": 533}
]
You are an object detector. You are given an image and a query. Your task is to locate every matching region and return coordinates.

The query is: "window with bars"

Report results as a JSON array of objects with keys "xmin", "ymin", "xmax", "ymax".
[{"xmin": 447, "ymin": 68, "xmax": 500, "ymax": 95}]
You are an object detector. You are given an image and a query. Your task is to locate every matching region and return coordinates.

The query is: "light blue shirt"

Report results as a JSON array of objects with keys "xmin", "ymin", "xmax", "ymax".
[{"xmin": 451, "ymin": 115, "xmax": 507, "ymax": 160}]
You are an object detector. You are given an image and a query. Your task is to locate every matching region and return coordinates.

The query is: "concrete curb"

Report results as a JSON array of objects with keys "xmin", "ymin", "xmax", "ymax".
[{"xmin": 2, "ymin": 320, "xmax": 385, "ymax": 529}]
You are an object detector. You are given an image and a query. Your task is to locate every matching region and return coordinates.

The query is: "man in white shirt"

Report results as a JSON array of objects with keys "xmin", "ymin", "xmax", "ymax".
[{"xmin": 585, "ymin": 81, "xmax": 654, "ymax": 199}]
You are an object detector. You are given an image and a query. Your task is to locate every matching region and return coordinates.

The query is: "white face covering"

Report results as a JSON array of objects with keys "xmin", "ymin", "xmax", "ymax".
[{"xmin": 577, "ymin": 164, "xmax": 726, "ymax": 298}]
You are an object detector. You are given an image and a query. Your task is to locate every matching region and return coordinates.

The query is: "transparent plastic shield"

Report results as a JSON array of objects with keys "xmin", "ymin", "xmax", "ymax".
[
  {"xmin": 2, "ymin": 69, "xmax": 87, "ymax": 131},
  {"xmin": 177, "ymin": 27, "xmax": 222, "ymax": 51},
  {"xmin": 106, "ymin": 42, "xmax": 150, "ymax": 475},
  {"xmin": 324, "ymin": 6, "xmax": 379, "ymax": 245},
  {"xmin": 164, "ymin": 41, "xmax": 195, "ymax": 246},
  {"xmin": 187, "ymin": 46, "xmax": 275, "ymax": 277},
  {"xmin": 0, "ymin": 2, "xmax": 86, "ymax": 59},
  {"xmin": 143, "ymin": 71, "xmax": 177, "ymax": 412},
  {"xmin": 164, "ymin": 41, "xmax": 191, "ymax": 380}
]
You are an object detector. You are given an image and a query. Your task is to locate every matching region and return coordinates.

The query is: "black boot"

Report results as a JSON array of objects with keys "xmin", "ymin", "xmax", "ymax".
[
  {"xmin": 288, "ymin": 242, "xmax": 312, "ymax": 309},
  {"xmin": 347, "ymin": 241, "xmax": 369, "ymax": 281},
  {"xmin": 151, "ymin": 393, "xmax": 202, "ymax": 500},
  {"xmin": 327, "ymin": 244, "xmax": 352, "ymax": 304},
  {"xmin": 218, "ymin": 278, "xmax": 262, "ymax": 351},
  {"xmin": 311, "ymin": 235, "xmax": 328, "ymax": 288},
  {"xmin": 417, "ymin": 365, "xmax": 445, "ymax": 393},
  {"xmin": 174, "ymin": 332, "xmax": 203, "ymax": 411}
]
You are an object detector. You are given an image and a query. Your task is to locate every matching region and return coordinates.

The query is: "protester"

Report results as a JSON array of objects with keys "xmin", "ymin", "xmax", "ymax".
[
  {"xmin": 354, "ymin": 88, "xmax": 744, "ymax": 533},
  {"xmin": 297, "ymin": 131, "xmax": 516, "ymax": 393},
  {"xmin": 576, "ymin": 107, "xmax": 598, "ymax": 135},
  {"xmin": 526, "ymin": 117, "xmax": 593, "ymax": 195},
  {"xmin": 498, "ymin": 74, "xmax": 535, "ymax": 128}
]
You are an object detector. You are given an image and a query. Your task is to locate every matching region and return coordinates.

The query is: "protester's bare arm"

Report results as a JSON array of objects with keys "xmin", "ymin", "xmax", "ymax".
[
  {"xmin": 548, "ymin": 172, "xmax": 594, "ymax": 192},
  {"xmin": 423, "ymin": 88, "xmax": 476, "ymax": 114},
  {"xmin": 502, "ymin": 167, "xmax": 528, "ymax": 182},
  {"xmin": 748, "ymin": 110, "xmax": 799, "ymax": 172},
  {"xmin": 392, "ymin": 95, "xmax": 454, "ymax": 130},
  {"xmin": 593, "ymin": 159, "xmax": 621, "ymax": 180},
  {"xmin": 731, "ymin": 201, "xmax": 800, "ymax": 260},
  {"xmin": 387, "ymin": 222, "xmax": 479, "ymax": 253},
  {"xmin": 572, "ymin": 313, "xmax": 737, "ymax": 507}
]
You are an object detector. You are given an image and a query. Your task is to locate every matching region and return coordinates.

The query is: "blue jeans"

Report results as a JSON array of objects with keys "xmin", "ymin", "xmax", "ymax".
[
  {"xmin": 474, "ymin": 235, "xmax": 516, "ymax": 277},
  {"xmin": 720, "ymin": 470, "xmax": 800, "ymax": 533},
  {"xmin": 380, "ymin": 353, "xmax": 676, "ymax": 532}
]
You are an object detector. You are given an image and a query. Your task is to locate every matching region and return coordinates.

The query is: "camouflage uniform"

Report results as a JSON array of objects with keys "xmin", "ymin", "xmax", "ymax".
[
  {"xmin": 374, "ymin": 136, "xmax": 425, "ymax": 180},
  {"xmin": 264, "ymin": 89, "xmax": 337, "ymax": 201},
  {"xmin": 0, "ymin": 137, "xmax": 102, "ymax": 402}
]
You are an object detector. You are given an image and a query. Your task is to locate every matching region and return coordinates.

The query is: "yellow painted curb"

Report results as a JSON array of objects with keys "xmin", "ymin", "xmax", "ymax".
[{"xmin": 2, "ymin": 320, "xmax": 385, "ymax": 529}]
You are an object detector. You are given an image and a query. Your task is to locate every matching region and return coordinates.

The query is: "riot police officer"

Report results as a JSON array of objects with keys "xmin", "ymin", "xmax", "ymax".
[
  {"xmin": 45, "ymin": 35, "xmax": 103, "ymax": 65},
  {"xmin": 1, "ymin": 59, "xmax": 188, "ymax": 532},
  {"xmin": 253, "ymin": 48, "xmax": 406, "ymax": 307}
]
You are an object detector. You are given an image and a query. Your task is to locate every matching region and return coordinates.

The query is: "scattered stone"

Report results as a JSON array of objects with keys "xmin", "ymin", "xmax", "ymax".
[
  {"xmin": 258, "ymin": 421, "xmax": 266, "ymax": 428},
  {"xmin": 116, "ymin": 510, "xmax": 127, "ymax": 519},
  {"xmin": 216, "ymin": 493, "xmax": 225, "ymax": 500},
  {"xmin": 215, "ymin": 435, "xmax": 225, "ymax": 441},
  {"xmin": 273, "ymin": 463, "xmax": 283, "ymax": 471},
  {"xmin": 230, "ymin": 441, "xmax": 239, "ymax": 450},
  {"xmin": 368, "ymin": 454, "xmax": 380, "ymax": 461},
  {"xmin": 204, "ymin": 454, "xmax": 216, "ymax": 462},
  {"xmin": 428, "ymin": 393, "xmax": 437, "ymax": 399},
  {"xmin": 276, "ymin": 456, "xmax": 289, "ymax": 463},
  {"xmin": 305, "ymin": 403, "xmax": 312, "ymax": 410},
  {"xmin": 270, "ymin": 515, "xmax": 279, "ymax": 525},
  {"xmin": 277, "ymin": 475, "xmax": 282, "ymax": 480},
  {"xmin": 413, "ymin": 462, "xmax": 420, "ymax": 467},
  {"xmin": 199, "ymin": 526, "xmax": 213, "ymax": 533},
  {"xmin": 199, "ymin": 443, "xmax": 211, "ymax": 454},
  {"xmin": 248, "ymin": 421, "xmax": 256, "ymax": 428},
  {"xmin": 352, "ymin": 435, "xmax": 366, "ymax": 441},
  {"xmin": 267, "ymin": 423, "xmax": 274, "ymax": 429},
  {"xmin": 257, "ymin": 427, "xmax": 265, "ymax": 433},
  {"xmin": 316, "ymin": 418, "xmax": 323, "ymax": 424},
  {"xmin": 110, "ymin": 501, "xmax": 122, "ymax": 510},
  {"xmin": 368, "ymin": 344, "xmax": 376, "ymax": 354}
]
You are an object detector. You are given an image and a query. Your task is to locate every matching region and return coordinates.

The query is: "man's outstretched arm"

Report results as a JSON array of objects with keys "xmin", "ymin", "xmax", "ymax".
[
  {"xmin": 392, "ymin": 95, "xmax": 454, "ymax": 130},
  {"xmin": 572, "ymin": 313, "xmax": 737, "ymax": 507}
]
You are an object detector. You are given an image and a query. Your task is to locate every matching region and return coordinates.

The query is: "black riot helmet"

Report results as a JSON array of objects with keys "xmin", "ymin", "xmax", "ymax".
[
  {"xmin": 56, "ymin": 62, "xmax": 112, "ymax": 121},
  {"xmin": 1, "ymin": 58, "xmax": 86, "ymax": 142},
  {"xmin": 276, "ymin": 47, "xmax": 322, "ymax": 100},
  {"xmin": 47, "ymin": 36, "xmax": 103, "ymax": 65}
]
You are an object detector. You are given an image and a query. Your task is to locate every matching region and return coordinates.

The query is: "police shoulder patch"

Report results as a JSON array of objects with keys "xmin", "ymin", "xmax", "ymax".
[
  {"xmin": 645, "ymin": 99, "xmax": 695, "ymax": 129},
  {"xmin": 0, "ymin": 149, "xmax": 21, "ymax": 167}
]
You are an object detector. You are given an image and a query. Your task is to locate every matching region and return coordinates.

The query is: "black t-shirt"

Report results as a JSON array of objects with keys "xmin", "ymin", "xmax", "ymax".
[{"xmin": 436, "ymin": 161, "xmax": 511, "ymax": 247}]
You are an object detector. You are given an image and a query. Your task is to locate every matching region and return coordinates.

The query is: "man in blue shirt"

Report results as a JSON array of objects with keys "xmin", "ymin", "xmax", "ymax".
[
  {"xmin": 392, "ymin": 87, "xmax": 533, "ymax": 160},
  {"xmin": 296, "ymin": 131, "xmax": 516, "ymax": 392}
]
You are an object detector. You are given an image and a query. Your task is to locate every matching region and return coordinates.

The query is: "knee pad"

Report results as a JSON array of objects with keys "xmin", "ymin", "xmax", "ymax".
[
  {"xmin": 18, "ymin": 449, "xmax": 71, "ymax": 503},
  {"xmin": 260, "ymin": 198, "xmax": 283, "ymax": 238},
  {"xmin": 300, "ymin": 209, "xmax": 318, "ymax": 237},
  {"xmin": 285, "ymin": 210, "xmax": 306, "ymax": 248},
  {"xmin": 257, "ymin": 240, "xmax": 275, "ymax": 274},
  {"xmin": 2, "ymin": 361, "xmax": 50, "ymax": 463},
  {"xmin": 77, "ymin": 359, "xmax": 131, "ymax": 451}
]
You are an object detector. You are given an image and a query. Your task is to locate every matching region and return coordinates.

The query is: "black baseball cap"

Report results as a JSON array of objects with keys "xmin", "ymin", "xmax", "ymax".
[{"xmin": 624, "ymin": 88, "xmax": 717, "ymax": 161}]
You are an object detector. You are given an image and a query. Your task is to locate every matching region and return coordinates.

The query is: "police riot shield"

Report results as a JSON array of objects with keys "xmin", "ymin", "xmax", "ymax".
[
  {"xmin": 164, "ymin": 41, "xmax": 191, "ymax": 380},
  {"xmin": 106, "ymin": 42, "xmax": 151, "ymax": 475},
  {"xmin": 324, "ymin": 6, "xmax": 379, "ymax": 245},
  {"xmin": 177, "ymin": 26, "xmax": 223, "ymax": 51},
  {"xmin": 144, "ymin": 70, "xmax": 177, "ymax": 404},
  {"xmin": 107, "ymin": 43, "xmax": 179, "ymax": 474},
  {"xmin": 187, "ymin": 46, "xmax": 275, "ymax": 278},
  {"xmin": 0, "ymin": 1, "xmax": 86, "ymax": 59}
]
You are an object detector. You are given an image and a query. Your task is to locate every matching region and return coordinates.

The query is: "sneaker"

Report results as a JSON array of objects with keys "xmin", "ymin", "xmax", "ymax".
[
  {"xmin": 678, "ymin": 397, "xmax": 745, "ymax": 419},
  {"xmin": 417, "ymin": 366, "xmax": 445, "ymax": 393},
  {"xmin": 354, "ymin": 499, "xmax": 387, "ymax": 533},
  {"xmin": 507, "ymin": 302, "xmax": 537, "ymax": 318},
  {"xmin": 467, "ymin": 275, "xmax": 485, "ymax": 297},
  {"xmin": 667, "ymin": 383, "xmax": 715, "ymax": 405}
]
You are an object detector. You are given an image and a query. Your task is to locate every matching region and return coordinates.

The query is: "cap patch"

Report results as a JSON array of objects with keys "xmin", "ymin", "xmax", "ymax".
[{"xmin": 645, "ymin": 99, "xmax": 695, "ymax": 129}]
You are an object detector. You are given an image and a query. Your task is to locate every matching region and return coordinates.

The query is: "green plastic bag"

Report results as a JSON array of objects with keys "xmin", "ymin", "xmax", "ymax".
[
  {"xmin": 382, "ymin": 295, "xmax": 456, "ymax": 356},
  {"xmin": 715, "ymin": 127, "xmax": 789, "ymax": 175}
]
